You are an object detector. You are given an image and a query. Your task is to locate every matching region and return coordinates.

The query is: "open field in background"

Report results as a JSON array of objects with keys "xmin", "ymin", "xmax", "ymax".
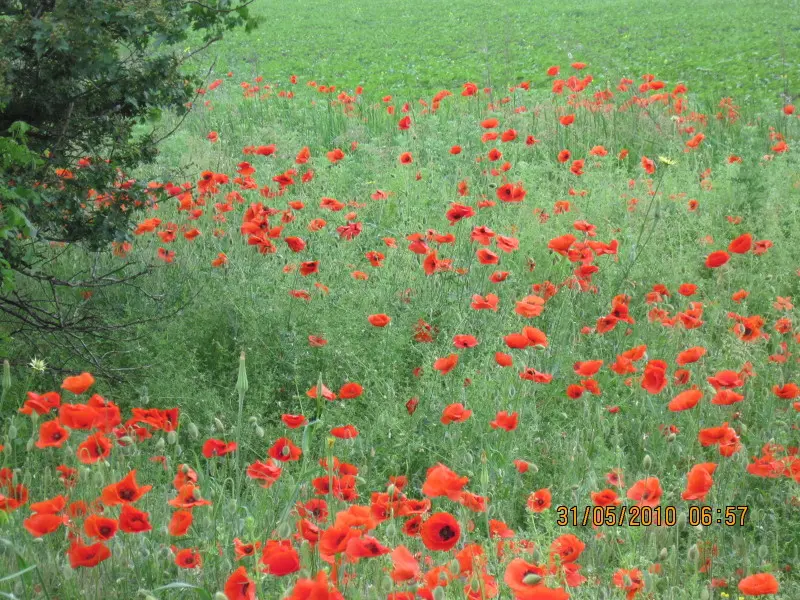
[
  {"xmin": 201, "ymin": 0, "xmax": 800, "ymax": 109},
  {"xmin": 2, "ymin": 0, "xmax": 800, "ymax": 598}
]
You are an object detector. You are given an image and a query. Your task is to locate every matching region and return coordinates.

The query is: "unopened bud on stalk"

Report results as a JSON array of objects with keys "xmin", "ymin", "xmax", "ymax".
[
  {"xmin": 167, "ymin": 430, "xmax": 178, "ymax": 445},
  {"xmin": 214, "ymin": 418, "xmax": 224, "ymax": 432},
  {"xmin": 25, "ymin": 438, "xmax": 34, "ymax": 452},
  {"xmin": 522, "ymin": 574, "xmax": 542, "ymax": 585},
  {"xmin": 300, "ymin": 540, "xmax": 313, "ymax": 566},
  {"xmin": 659, "ymin": 547, "xmax": 668, "ymax": 560},
  {"xmin": 432, "ymin": 586, "xmax": 446, "ymax": 600},
  {"xmin": 254, "ymin": 426, "xmax": 264, "ymax": 438},
  {"xmin": 236, "ymin": 351, "xmax": 249, "ymax": 394},
  {"xmin": 2, "ymin": 360, "xmax": 11, "ymax": 393},
  {"xmin": 155, "ymin": 437, "xmax": 165, "ymax": 450},
  {"xmin": 277, "ymin": 520, "xmax": 292, "ymax": 538},
  {"xmin": 214, "ymin": 593, "xmax": 228, "ymax": 600},
  {"xmin": 666, "ymin": 433, "xmax": 676, "ymax": 442},
  {"xmin": 642, "ymin": 454, "xmax": 652, "ymax": 470},
  {"xmin": 677, "ymin": 512, "xmax": 687, "ymax": 529},
  {"xmin": 187, "ymin": 423, "xmax": 199, "ymax": 439},
  {"xmin": 118, "ymin": 436, "xmax": 134, "ymax": 446},
  {"xmin": 687, "ymin": 544, "xmax": 700, "ymax": 563},
  {"xmin": 700, "ymin": 587, "xmax": 710, "ymax": 600},
  {"xmin": 379, "ymin": 576, "xmax": 393, "ymax": 593},
  {"xmin": 448, "ymin": 558, "xmax": 461, "ymax": 575},
  {"xmin": 7, "ymin": 425, "xmax": 17, "ymax": 440},
  {"xmin": 758, "ymin": 544, "xmax": 768, "ymax": 559}
]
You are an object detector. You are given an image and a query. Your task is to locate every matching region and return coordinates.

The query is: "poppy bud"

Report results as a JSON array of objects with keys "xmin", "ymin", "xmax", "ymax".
[
  {"xmin": 254, "ymin": 426, "xmax": 264, "ymax": 438},
  {"xmin": 677, "ymin": 512, "xmax": 687, "ymax": 528},
  {"xmin": 300, "ymin": 540, "xmax": 313, "ymax": 566},
  {"xmin": 464, "ymin": 451, "xmax": 473, "ymax": 465},
  {"xmin": 666, "ymin": 433, "xmax": 676, "ymax": 442},
  {"xmin": 214, "ymin": 593, "xmax": 228, "ymax": 600},
  {"xmin": 641, "ymin": 571, "xmax": 653, "ymax": 591},
  {"xmin": 277, "ymin": 520, "xmax": 292, "ymax": 538},
  {"xmin": 0, "ymin": 510, "xmax": 8, "ymax": 525},
  {"xmin": 155, "ymin": 437, "xmax": 165, "ymax": 450},
  {"xmin": 7, "ymin": 425, "xmax": 17, "ymax": 440},
  {"xmin": 187, "ymin": 422, "xmax": 199, "ymax": 439},
  {"xmin": 739, "ymin": 423, "xmax": 748, "ymax": 434},
  {"xmin": 379, "ymin": 576, "xmax": 394, "ymax": 593},
  {"xmin": 687, "ymin": 544, "xmax": 699, "ymax": 564},
  {"xmin": 1, "ymin": 359, "xmax": 10, "ymax": 398},
  {"xmin": 522, "ymin": 573, "xmax": 542, "ymax": 585},
  {"xmin": 213, "ymin": 418, "xmax": 224, "ymax": 432},
  {"xmin": 529, "ymin": 463, "xmax": 539, "ymax": 474},
  {"xmin": 448, "ymin": 558, "xmax": 461, "ymax": 575},
  {"xmin": 26, "ymin": 437, "xmax": 34, "ymax": 452},
  {"xmin": 236, "ymin": 350, "xmax": 249, "ymax": 394},
  {"xmin": 29, "ymin": 411, "xmax": 39, "ymax": 425},
  {"xmin": 248, "ymin": 416, "xmax": 258, "ymax": 425},
  {"xmin": 642, "ymin": 454, "xmax": 652, "ymax": 470},
  {"xmin": 758, "ymin": 544, "xmax": 768, "ymax": 559},
  {"xmin": 118, "ymin": 436, "xmax": 134, "ymax": 446},
  {"xmin": 700, "ymin": 588, "xmax": 710, "ymax": 600},
  {"xmin": 432, "ymin": 587, "xmax": 446, "ymax": 600},
  {"xmin": 167, "ymin": 430, "xmax": 178, "ymax": 445},
  {"xmin": 659, "ymin": 547, "xmax": 669, "ymax": 560}
]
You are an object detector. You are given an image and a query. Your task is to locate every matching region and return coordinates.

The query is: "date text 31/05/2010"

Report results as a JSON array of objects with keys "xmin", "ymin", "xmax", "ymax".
[{"xmin": 556, "ymin": 505, "xmax": 750, "ymax": 528}]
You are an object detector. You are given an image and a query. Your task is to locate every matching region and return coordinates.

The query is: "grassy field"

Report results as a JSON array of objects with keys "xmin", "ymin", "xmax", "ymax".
[
  {"xmin": 2, "ymin": 1, "xmax": 800, "ymax": 599},
  {"xmin": 204, "ymin": 0, "xmax": 800, "ymax": 110}
]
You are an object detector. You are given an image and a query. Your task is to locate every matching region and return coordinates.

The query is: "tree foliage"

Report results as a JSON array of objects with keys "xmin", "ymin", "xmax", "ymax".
[{"xmin": 0, "ymin": 0, "xmax": 259, "ymax": 369}]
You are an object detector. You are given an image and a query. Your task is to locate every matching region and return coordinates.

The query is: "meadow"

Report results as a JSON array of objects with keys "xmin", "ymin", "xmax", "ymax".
[{"xmin": 1, "ymin": 0, "xmax": 800, "ymax": 598}]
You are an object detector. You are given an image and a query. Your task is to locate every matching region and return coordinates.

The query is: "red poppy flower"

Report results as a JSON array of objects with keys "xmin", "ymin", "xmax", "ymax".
[
  {"xmin": 420, "ymin": 512, "xmax": 460, "ymax": 551},
  {"xmin": 61, "ymin": 372, "xmax": 95, "ymax": 395},
  {"xmin": 224, "ymin": 566, "xmax": 257, "ymax": 600},
  {"xmin": 68, "ymin": 540, "xmax": 111, "ymax": 569}
]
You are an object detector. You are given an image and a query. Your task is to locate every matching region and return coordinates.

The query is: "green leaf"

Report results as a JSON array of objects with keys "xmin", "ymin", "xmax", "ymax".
[{"xmin": 151, "ymin": 582, "xmax": 214, "ymax": 600}]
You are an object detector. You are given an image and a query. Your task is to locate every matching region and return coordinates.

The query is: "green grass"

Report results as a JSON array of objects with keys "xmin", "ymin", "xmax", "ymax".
[
  {"xmin": 204, "ymin": 0, "xmax": 800, "ymax": 110},
  {"xmin": 2, "ymin": 3, "xmax": 800, "ymax": 599}
]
